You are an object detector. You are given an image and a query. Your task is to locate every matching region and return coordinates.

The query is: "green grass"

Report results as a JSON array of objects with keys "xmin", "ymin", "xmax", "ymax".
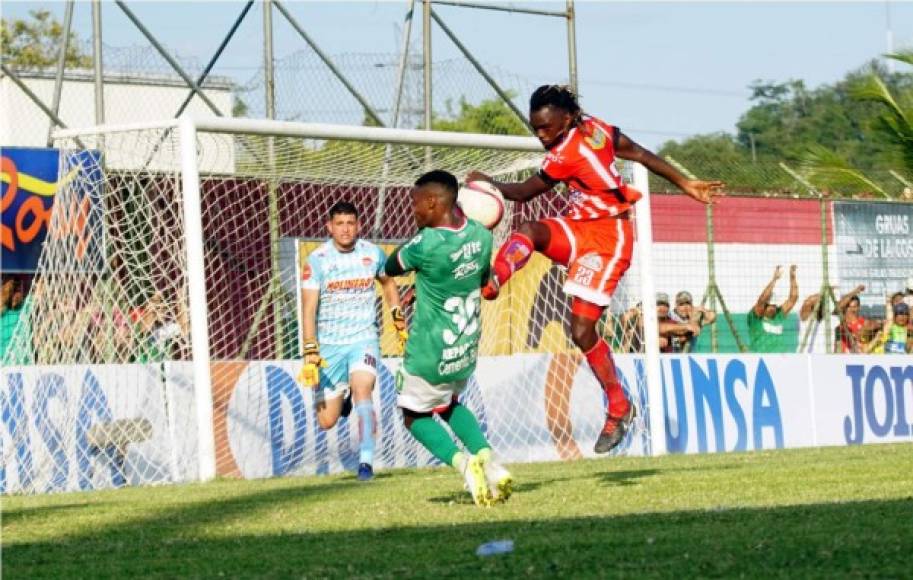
[{"xmin": 4, "ymin": 444, "xmax": 913, "ymax": 578}]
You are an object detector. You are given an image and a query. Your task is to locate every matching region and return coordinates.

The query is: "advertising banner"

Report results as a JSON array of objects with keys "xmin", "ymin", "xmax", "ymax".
[
  {"xmin": 1, "ymin": 147, "xmax": 104, "ymax": 273},
  {"xmin": 208, "ymin": 353, "xmax": 814, "ymax": 480},
  {"xmin": 6, "ymin": 354, "xmax": 907, "ymax": 492},
  {"xmin": 809, "ymin": 355, "xmax": 913, "ymax": 447},
  {"xmin": 0, "ymin": 363, "xmax": 197, "ymax": 493},
  {"xmin": 834, "ymin": 201, "xmax": 913, "ymax": 311}
]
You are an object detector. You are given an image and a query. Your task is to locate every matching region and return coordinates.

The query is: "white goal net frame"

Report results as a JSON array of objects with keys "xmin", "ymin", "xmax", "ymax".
[{"xmin": 2, "ymin": 116, "xmax": 663, "ymax": 494}]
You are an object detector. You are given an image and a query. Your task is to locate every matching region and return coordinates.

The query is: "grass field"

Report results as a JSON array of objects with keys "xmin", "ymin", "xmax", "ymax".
[{"xmin": 4, "ymin": 443, "xmax": 912, "ymax": 578}]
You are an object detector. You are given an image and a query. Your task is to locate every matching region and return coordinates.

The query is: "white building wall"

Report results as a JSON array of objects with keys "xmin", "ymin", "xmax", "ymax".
[{"xmin": 1, "ymin": 72, "xmax": 234, "ymax": 173}]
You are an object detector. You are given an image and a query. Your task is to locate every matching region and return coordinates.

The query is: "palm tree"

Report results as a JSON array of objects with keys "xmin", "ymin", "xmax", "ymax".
[{"xmin": 802, "ymin": 51, "xmax": 913, "ymax": 198}]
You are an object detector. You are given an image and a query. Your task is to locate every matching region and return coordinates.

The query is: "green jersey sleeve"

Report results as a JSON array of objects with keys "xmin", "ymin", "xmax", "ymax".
[{"xmin": 395, "ymin": 232, "xmax": 426, "ymax": 272}]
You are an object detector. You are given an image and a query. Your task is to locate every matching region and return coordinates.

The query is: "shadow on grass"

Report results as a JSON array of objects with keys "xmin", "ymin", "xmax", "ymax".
[
  {"xmin": 2, "ymin": 502, "xmax": 97, "ymax": 523},
  {"xmin": 595, "ymin": 468, "xmax": 661, "ymax": 487},
  {"xmin": 427, "ymin": 475, "xmax": 582, "ymax": 504},
  {"xmin": 337, "ymin": 471, "xmax": 396, "ymax": 482},
  {"xmin": 5, "ymin": 479, "xmax": 912, "ymax": 579}
]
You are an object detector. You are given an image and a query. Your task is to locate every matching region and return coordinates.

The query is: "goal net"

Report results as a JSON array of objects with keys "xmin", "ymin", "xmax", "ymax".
[{"xmin": 2, "ymin": 118, "xmax": 661, "ymax": 494}]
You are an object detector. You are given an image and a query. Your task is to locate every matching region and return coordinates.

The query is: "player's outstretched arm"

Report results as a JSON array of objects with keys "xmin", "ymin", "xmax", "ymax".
[
  {"xmin": 465, "ymin": 170, "xmax": 551, "ymax": 203},
  {"xmin": 615, "ymin": 132, "xmax": 724, "ymax": 205}
]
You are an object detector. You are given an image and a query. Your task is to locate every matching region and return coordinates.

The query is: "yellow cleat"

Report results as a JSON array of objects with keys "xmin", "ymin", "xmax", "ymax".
[
  {"xmin": 462, "ymin": 455, "xmax": 493, "ymax": 507},
  {"xmin": 480, "ymin": 455, "xmax": 513, "ymax": 503}
]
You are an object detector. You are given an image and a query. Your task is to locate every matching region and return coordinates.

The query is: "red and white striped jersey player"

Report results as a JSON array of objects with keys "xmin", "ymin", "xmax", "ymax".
[{"xmin": 467, "ymin": 85, "xmax": 724, "ymax": 454}]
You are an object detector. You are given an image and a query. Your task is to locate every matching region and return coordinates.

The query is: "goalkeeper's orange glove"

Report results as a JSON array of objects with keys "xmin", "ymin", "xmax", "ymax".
[
  {"xmin": 391, "ymin": 306, "xmax": 408, "ymax": 349},
  {"xmin": 298, "ymin": 339, "xmax": 327, "ymax": 387}
]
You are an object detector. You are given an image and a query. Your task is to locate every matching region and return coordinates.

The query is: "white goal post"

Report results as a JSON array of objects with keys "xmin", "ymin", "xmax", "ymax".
[{"xmin": 5, "ymin": 115, "xmax": 663, "ymax": 494}]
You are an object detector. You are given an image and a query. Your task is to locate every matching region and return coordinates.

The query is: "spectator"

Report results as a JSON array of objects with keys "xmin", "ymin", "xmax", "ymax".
[
  {"xmin": 798, "ymin": 287, "xmax": 840, "ymax": 353},
  {"xmin": 669, "ymin": 290, "xmax": 716, "ymax": 352},
  {"xmin": 1, "ymin": 277, "xmax": 34, "ymax": 365},
  {"xmin": 619, "ymin": 293, "xmax": 702, "ymax": 353},
  {"xmin": 903, "ymin": 277, "xmax": 913, "ymax": 311},
  {"xmin": 748, "ymin": 265, "xmax": 798, "ymax": 353},
  {"xmin": 876, "ymin": 301, "xmax": 912, "ymax": 354},
  {"xmin": 656, "ymin": 292, "xmax": 701, "ymax": 353},
  {"xmin": 834, "ymin": 285, "xmax": 879, "ymax": 353}
]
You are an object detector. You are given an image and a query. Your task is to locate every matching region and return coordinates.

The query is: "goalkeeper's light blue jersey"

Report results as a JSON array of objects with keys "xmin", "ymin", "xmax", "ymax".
[{"xmin": 300, "ymin": 239, "xmax": 387, "ymax": 345}]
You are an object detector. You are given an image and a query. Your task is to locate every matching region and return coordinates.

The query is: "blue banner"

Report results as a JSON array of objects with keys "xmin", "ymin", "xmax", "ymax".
[{"xmin": 1, "ymin": 147, "xmax": 103, "ymax": 273}]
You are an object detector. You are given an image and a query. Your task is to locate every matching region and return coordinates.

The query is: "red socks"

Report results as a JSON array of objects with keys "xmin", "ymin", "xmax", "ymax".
[
  {"xmin": 584, "ymin": 339, "xmax": 630, "ymax": 418},
  {"xmin": 492, "ymin": 232, "xmax": 534, "ymax": 284}
]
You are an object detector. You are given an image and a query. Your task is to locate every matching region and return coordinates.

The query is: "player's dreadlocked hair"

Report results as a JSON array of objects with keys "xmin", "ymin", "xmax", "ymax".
[{"xmin": 529, "ymin": 84, "xmax": 583, "ymax": 124}]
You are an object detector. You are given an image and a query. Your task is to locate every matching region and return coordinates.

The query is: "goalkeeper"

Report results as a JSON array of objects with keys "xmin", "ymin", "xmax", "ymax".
[
  {"xmin": 384, "ymin": 170, "xmax": 512, "ymax": 507},
  {"xmin": 299, "ymin": 201, "xmax": 407, "ymax": 482}
]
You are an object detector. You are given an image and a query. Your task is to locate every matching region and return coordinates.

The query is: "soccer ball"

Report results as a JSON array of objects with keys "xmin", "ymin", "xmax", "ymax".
[{"xmin": 458, "ymin": 180, "xmax": 505, "ymax": 230}]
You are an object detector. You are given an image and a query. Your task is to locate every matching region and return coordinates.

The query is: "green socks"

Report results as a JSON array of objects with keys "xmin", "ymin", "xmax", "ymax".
[
  {"xmin": 408, "ymin": 416, "xmax": 460, "ymax": 466},
  {"xmin": 443, "ymin": 403, "xmax": 490, "ymax": 455},
  {"xmin": 407, "ymin": 404, "xmax": 491, "ymax": 468}
]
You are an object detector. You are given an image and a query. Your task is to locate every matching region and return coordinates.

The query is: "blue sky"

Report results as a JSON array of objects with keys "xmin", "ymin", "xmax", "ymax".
[{"xmin": 4, "ymin": 1, "xmax": 913, "ymax": 148}]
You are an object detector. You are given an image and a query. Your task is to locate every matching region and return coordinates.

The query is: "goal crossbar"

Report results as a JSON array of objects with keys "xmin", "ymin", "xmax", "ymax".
[{"xmin": 53, "ymin": 115, "xmax": 545, "ymax": 151}]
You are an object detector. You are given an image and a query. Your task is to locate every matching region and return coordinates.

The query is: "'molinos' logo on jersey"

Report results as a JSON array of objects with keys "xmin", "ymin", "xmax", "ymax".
[
  {"xmin": 326, "ymin": 277, "xmax": 374, "ymax": 292},
  {"xmin": 362, "ymin": 256, "xmax": 373, "ymax": 267}
]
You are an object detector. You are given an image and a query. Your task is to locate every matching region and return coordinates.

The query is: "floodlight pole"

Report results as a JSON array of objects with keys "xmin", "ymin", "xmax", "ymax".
[
  {"xmin": 567, "ymin": 0, "xmax": 578, "ymax": 93},
  {"xmin": 92, "ymin": 0, "xmax": 105, "ymax": 134},
  {"xmin": 423, "ymin": 0, "xmax": 433, "ymax": 167},
  {"xmin": 374, "ymin": 0, "xmax": 416, "ymax": 237},
  {"xmin": 47, "ymin": 0, "xmax": 75, "ymax": 146},
  {"xmin": 264, "ymin": 0, "xmax": 284, "ymax": 358}
]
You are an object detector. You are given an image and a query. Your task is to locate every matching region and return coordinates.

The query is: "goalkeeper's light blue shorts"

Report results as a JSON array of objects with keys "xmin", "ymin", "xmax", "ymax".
[{"xmin": 315, "ymin": 339, "xmax": 380, "ymax": 404}]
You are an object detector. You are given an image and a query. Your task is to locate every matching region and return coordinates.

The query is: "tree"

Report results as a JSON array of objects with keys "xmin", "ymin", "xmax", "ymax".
[
  {"xmin": 801, "ymin": 52, "xmax": 913, "ymax": 197},
  {"xmin": 735, "ymin": 67, "xmax": 909, "ymax": 173},
  {"xmin": 1, "ymin": 9, "xmax": 92, "ymax": 69},
  {"xmin": 657, "ymin": 57, "xmax": 913, "ymax": 196},
  {"xmin": 655, "ymin": 133, "xmax": 793, "ymax": 194},
  {"xmin": 432, "ymin": 95, "xmax": 529, "ymax": 136}
]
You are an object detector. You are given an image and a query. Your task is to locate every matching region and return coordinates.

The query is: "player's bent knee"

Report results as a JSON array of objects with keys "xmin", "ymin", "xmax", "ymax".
[
  {"xmin": 570, "ymin": 317, "xmax": 599, "ymax": 352},
  {"xmin": 317, "ymin": 413, "xmax": 339, "ymax": 430},
  {"xmin": 518, "ymin": 221, "xmax": 551, "ymax": 251}
]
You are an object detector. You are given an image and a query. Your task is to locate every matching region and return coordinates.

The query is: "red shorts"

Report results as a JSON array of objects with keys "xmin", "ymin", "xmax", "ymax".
[{"xmin": 542, "ymin": 216, "xmax": 634, "ymax": 306}]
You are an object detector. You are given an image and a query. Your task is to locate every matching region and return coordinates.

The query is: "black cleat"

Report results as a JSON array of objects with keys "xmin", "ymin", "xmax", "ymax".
[
  {"xmin": 341, "ymin": 393, "xmax": 353, "ymax": 418},
  {"xmin": 594, "ymin": 403, "xmax": 635, "ymax": 454}
]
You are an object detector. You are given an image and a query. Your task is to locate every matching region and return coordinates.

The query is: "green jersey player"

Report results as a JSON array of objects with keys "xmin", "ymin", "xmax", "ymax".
[{"xmin": 385, "ymin": 170, "xmax": 512, "ymax": 507}]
